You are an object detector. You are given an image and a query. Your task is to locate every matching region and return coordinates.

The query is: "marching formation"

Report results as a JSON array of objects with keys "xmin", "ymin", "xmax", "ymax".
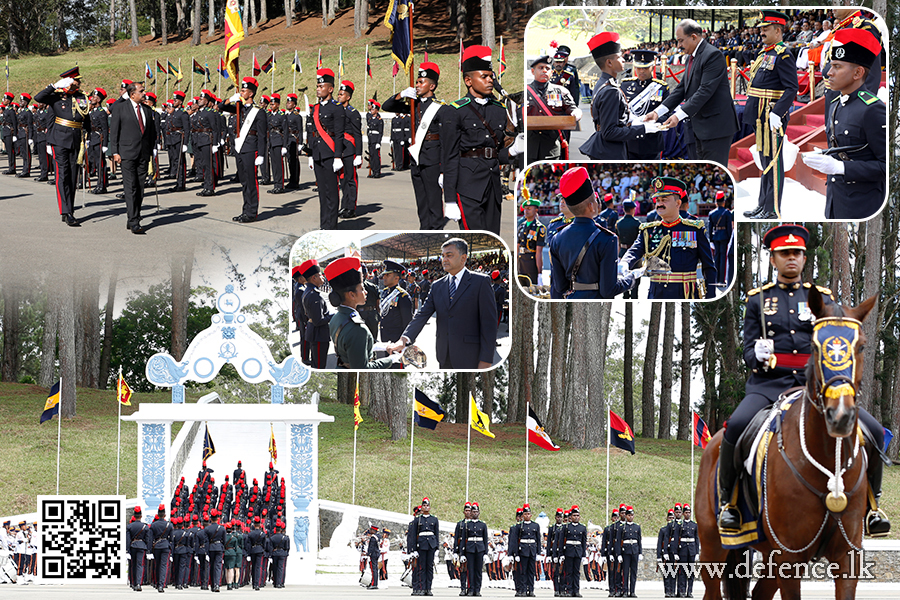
[{"xmin": 0, "ymin": 520, "xmax": 37, "ymax": 585}]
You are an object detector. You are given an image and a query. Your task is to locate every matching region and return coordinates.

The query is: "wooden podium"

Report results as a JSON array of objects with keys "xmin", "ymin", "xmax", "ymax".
[{"xmin": 527, "ymin": 115, "xmax": 577, "ymax": 131}]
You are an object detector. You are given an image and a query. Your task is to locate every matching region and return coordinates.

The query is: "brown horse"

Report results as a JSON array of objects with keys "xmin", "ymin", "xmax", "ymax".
[{"xmin": 696, "ymin": 287, "xmax": 876, "ymax": 600}]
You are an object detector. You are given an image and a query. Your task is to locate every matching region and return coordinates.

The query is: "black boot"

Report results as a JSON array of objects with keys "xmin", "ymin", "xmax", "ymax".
[
  {"xmin": 717, "ymin": 439, "xmax": 742, "ymax": 530},
  {"xmin": 865, "ymin": 456, "xmax": 891, "ymax": 536}
]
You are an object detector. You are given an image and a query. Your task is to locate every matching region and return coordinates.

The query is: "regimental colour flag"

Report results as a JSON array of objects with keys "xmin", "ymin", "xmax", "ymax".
[
  {"xmin": 117, "ymin": 370, "xmax": 133, "ymax": 406},
  {"xmin": 692, "ymin": 412, "xmax": 712, "ymax": 449},
  {"xmin": 366, "ymin": 47, "xmax": 373, "ymax": 79},
  {"xmin": 168, "ymin": 60, "xmax": 183, "ymax": 82},
  {"xmin": 260, "ymin": 54, "xmax": 275, "ymax": 74},
  {"xmin": 414, "ymin": 389, "xmax": 445, "ymax": 430},
  {"xmin": 218, "ymin": 58, "xmax": 230, "ymax": 79},
  {"xmin": 145, "ymin": 62, "xmax": 154, "ymax": 80},
  {"xmin": 203, "ymin": 425, "xmax": 216, "ymax": 460},
  {"xmin": 40, "ymin": 380, "xmax": 61, "ymax": 424},
  {"xmin": 291, "ymin": 50, "xmax": 302, "ymax": 73},
  {"xmin": 269, "ymin": 424, "xmax": 277, "ymax": 464},
  {"xmin": 527, "ymin": 405, "xmax": 560, "ymax": 451},
  {"xmin": 353, "ymin": 379, "xmax": 363, "ymax": 431},
  {"xmin": 469, "ymin": 394, "xmax": 494, "ymax": 439},
  {"xmin": 157, "ymin": 60, "xmax": 167, "ymax": 75},
  {"xmin": 384, "ymin": 0, "xmax": 413, "ymax": 74},
  {"xmin": 223, "ymin": 0, "xmax": 244, "ymax": 83},
  {"xmin": 609, "ymin": 410, "xmax": 635, "ymax": 455},
  {"xmin": 193, "ymin": 58, "xmax": 206, "ymax": 76}
]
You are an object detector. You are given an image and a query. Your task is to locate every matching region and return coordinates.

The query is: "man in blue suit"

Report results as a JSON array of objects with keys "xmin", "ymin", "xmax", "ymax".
[{"xmin": 387, "ymin": 238, "xmax": 497, "ymax": 369}]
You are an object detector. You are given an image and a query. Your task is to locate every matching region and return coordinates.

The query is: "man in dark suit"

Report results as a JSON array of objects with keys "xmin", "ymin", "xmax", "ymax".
[
  {"xmin": 387, "ymin": 237, "xmax": 498, "ymax": 369},
  {"xmin": 644, "ymin": 19, "xmax": 739, "ymax": 166},
  {"xmin": 109, "ymin": 81, "xmax": 156, "ymax": 234}
]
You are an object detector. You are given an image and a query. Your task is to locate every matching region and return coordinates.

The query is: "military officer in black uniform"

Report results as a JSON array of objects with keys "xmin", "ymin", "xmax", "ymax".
[
  {"xmin": 600, "ymin": 510, "xmax": 619, "ymax": 598},
  {"xmin": 656, "ymin": 510, "xmax": 675, "ymax": 598},
  {"xmin": 545, "ymin": 195, "xmax": 573, "ymax": 247},
  {"xmin": 821, "ymin": 8, "xmax": 882, "ymax": 103},
  {"xmin": 517, "ymin": 198, "xmax": 546, "ymax": 287},
  {"xmin": 621, "ymin": 177, "xmax": 716, "ymax": 299},
  {"xmin": 165, "ymin": 91, "xmax": 190, "ymax": 190},
  {"xmin": 257, "ymin": 96, "xmax": 271, "ymax": 184},
  {"xmin": 546, "ymin": 508, "xmax": 563, "ymax": 596},
  {"xmin": 708, "ymin": 191, "xmax": 733, "ymax": 288},
  {"xmin": 34, "ymin": 67, "xmax": 93, "ymax": 226},
  {"xmin": 740, "ymin": 11, "xmax": 798, "ymax": 220},
  {"xmin": 336, "ymin": 80, "xmax": 362, "ymax": 219},
  {"xmin": 126, "ymin": 506, "xmax": 149, "ymax": 591},
  {"xmin": 219, "ymin": 77, "xmax": 267, "ymax": 222},
  {"xmin": 357, "ymin": 264, "xmax": 380, "ymax": 340},
  {"xmin": 389, "ymin": 111, "xmax": 404, "ymax": 171},
  {"xmin": 292, "ymin": 265, "xmax": 311, "ymax": 364},
  {"xmin": 143, "ymin": 92, "xmax": 162, "ymax": 189},
  {"xmin": 410, "ymin": 497, "xmax": 440, "ymax": 596},
  {"xmin": 559, "ymin": 506, "xmax": 586, "ymax": 598},
  {"xmin": 460, "ymin": 501, "xmax": 487, "ymax": 597},
  {"xmin": 597, "ymin": 193, "xmax": 618, "ymax": 230},
  {"xmin": 526, "ymin": 55, "xmax": 581, "ymax": 163},
  {"xmin": 300, "ymin": 259, "xmax": 332, "ymax": 369},
  {"xmin": 33, "ymin": 102, "xmax": 52, "ymax": 181},
  {"xmin": 364, "ymin": 525, "xmax": 381, "ymax": 589},
  {"xmin": 284, "ymin": 93, "xmax": 303, "ymax": 189},
  {"xmin": 621, "ymin": 50, "xmax": 668, "ymax": 160},
  {"xmin": 801, "ymin": 27, "xmax": 885, "ymax": 220},
  {"xmin": 551, "ymin": 44, "xmax": 581, "ymax": 104},
  {"xmin": 507, "ymin": 506, "xmax": 524, "ymax": 595},
  {"xmin": 205, "ymin": 510, "xmax": 226, "ymax": 592},
  {"xmin": 549, "ymin": 167, "xmax": 639, "ymax": 299},
  {"xmin": 14, "ymin": 94, "xmax": 34, "ymax": 178},
  {"xmin": 379, "ymin": 259, "xmax": 413, "ymax": 344},
  {"xmin": 441, "ymin": 45, "xmax": 513, "ymax": 234},
  {"xmin": 148, "ymin": 505, "xmax": 173, "ymax": 592},
  {"xmin": 617, "ymin": 200, "xmax": 641, "ymax": 299},
  {"xmin": 513, "ymin": 504, "xmax": 541, "ymax": 597},
  {"xmin": 675, "ymin": 505, "xmax": 697, "ymax": 598},
  {"xmin": 365, "ymin": 100, "xmax": 384, "ymax": 179},
  {"xmin": 383, "ymin": 62, "xmax": 446, "ymax": 229},
  {"xmin": 265, "ymin": 93, "xmax": 288, "ymax": 194},
  {"xmin": 268, "ymin": 520, "xmax": 288, "ymax": 588},
  {"xmin": 307, "ymin": 68, "xmax": 346, "ymax": 229},
  {"xmin": 617, "ymin": 507, "xmax": 642, "ymax": 598},
  {"xmin": 580, "ymin": 33, "xmax": 659, "ymax": 160},
  {"xmin": 191, "ymin": 90, "xmax": 220, "ymax": 197},
  {"xmin": 172, "ymin": 517, "xmax": 192, "ymax": 589},
  {"xmin": 0, "ymin": 92, "xmax": 17, "ymax": 174}
]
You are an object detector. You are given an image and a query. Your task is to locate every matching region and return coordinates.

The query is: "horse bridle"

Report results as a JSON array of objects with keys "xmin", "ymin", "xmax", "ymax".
[{"xmin": 807, "ymin": 313, "xmax": 863, "ymax": 413}]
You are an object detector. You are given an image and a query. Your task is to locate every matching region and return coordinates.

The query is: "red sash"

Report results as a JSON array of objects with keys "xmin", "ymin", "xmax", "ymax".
[{"xmin": 313, "ymin": 104, "xmax": 335, "ymax": 152}]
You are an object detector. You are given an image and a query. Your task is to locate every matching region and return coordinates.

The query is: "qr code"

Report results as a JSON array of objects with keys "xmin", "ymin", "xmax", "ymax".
[{"xmin": 37, "ymin": 495, "xmax": 125, "ymax": 584}]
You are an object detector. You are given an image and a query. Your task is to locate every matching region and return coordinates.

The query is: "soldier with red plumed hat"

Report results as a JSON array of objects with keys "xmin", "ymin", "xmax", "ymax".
[
  {"xmin": 336, "ymin": 80, "xmax": 362, "ymax": 219},
  {"xmin": 218, "ymin": 76, "xmax": 267, "ymax": 223},
  {"xmin": 307, "ymin": 67, "xmax": 346, "ymax": 229}
]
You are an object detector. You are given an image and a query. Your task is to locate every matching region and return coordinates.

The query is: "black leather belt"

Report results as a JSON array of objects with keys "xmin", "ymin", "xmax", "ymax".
[
  {"xmin": 424, "ymin": 133, "xmax": 440, "ymax": 141},
  {"xmin": 461, "ymin": 147, "xmax": 497, "ymax": 159},
  {"xmin": 309, "ymin": 130, "xmax": 335, "ymax": 138}
]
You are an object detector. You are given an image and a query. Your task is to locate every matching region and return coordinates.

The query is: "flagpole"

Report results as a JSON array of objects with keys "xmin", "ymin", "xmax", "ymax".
[
  {"xmin": 166, "ymin": 57, "xmax": 170, "ymax": 99},
  {"xmin": 352, "ymin": 373, "xmax": 359, "ymax": 505},
  {"xmin": 218, "ymin": 65, "xmax": 222, "ymax": 96},
  {"xmin": 525, "ymin": 402, "xmax": 530, "ymax": 504},
  {"xmin": 271, "ymin": 51, "xmax": 275, "ymax": 93},
  {"xmin": 56, "ymin": 377, "xmax": 62, "ymax": 495},
  {"xmin": 465, "ymin": 394, "xmax": 472, "ymax": 502},
  {"xmin": 691, "ymin": 424, "xmax": 695, "ymax": 510},
  {"xmin": 191, "ymin": 56, "xmax": 195, "ymax": 98},
  {"xmin": 253, "ymin": 52, "xmax": 256, "ymax": 83},
  {"xmin": 178, "ymin": 58, "xmax": 182, "ymax": 92},
  {"xmin": 499, "ymin": 36, "xmax": 503, "ymax": 83},
  {"xmin": 292, "ymin": 51, "xmax": 297, "ymax": 93},
  {"xmin": 363, "ymin": 45, "xmax": 368, "ymax": 111},
  {"xmin": 605, "ymin": 402, "xmax": 610, "ymax": 523},
  {"xmin": 408, "ymin": 1, "xmax": 416, "ymax": 146},
  {"xmin": 116, "ymin": 366, "xmax": 122, "ymax": 496},
  {"xmin": 407, "ymin": 389, "xmax": 416, "ymax": 515},
  {"xmin": 458, "ymin": 40, "xmax": 462, "ymax": 99}
]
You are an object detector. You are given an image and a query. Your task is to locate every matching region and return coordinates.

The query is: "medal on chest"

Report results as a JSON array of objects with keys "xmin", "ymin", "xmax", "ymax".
[
  {"xmin": 672, "ymin": 230, "xmax": 697, "ymax": 248},
  {"xmin": 763, "ymin": 296, "xmax": 779, "ymax": 316},
  {"xmin": 798, "ymin": 301, "xmax": 812, "ymax": 322}
]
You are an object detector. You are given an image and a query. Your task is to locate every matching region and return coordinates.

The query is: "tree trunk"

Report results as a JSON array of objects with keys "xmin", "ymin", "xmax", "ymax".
[
  {"xmin": 456, "ymin": 372, "xmax": 476, "ymax": 423},
  {"xmin": 508, "ymin": 285, "xmax": 533, "ymax": 424},
  {"xmin": 109, "ymin": 0, "xmax": 116, "ymax": 43},
  {"xmin": 677, "ymin": 303, "xmax": 692, "ymax": 440},
  {"xmin": 831, "ymin": 225, "xmax": 850, "ymax": 302},
  {"xmin": 260, "ymin": 0, "xmax": 268, "ymax": 23},
  {"xmin": 480, "ymin": 370, "xmax": 495, "ymax": 422},
  {"xmin": 209, "ymin": 0, "xmax": 216, "ymax": 37},
  {"xmin": 160, "ymin": 0, "xmax": 168, "ymax": 44},
  {"xmin": 532, "ymin": 302, "xmax": 551, "ymax": 418},
  {"xmin": 658, "ymin": 303, "xmax": 675, "ymax": 439},
  {"xmin": 567, "ymin": 304, "xmax": 589, "ymax": 447},
  {"xmin": 56, "ymin": 10, "xmax": 68, "ymax": 51},
  {"xmin": 58, "ymin": 277, "xmax": 77, "ymax": 419},
  {"xmin": 454, "ymin": 0, "xmax": 467, "ymax": 41},
  {"xmin": 193, "ymin": 0, "xmax": 202, "ymax": 44},
  {"xmin": 548, "ymin": 303, "xmax": 568, "ymax": 433},
  {"xmin": 640, "ymin": 303, "xmax": 662, "ymax": 437},
  {"xmin": 98, "ymin": 267, "xmax": 118, "ymax": 390},
  {"xmin": 859, "ymin": 220, "xmax": 881, "ymax": 414},
  {"xmin": 251, "ymin": 0, "xmax": 258, "ymax": 29},
  {"xmin": 244, "ymin": 0, "xmax": 250, "ymax": 30},
  {"xmin": 480, "ymin": 0, "xmax": 495, "ymax": 49},
  {"xmin": 176, "ymin": 0, "xmax": 187, "ymax": 37},
  {"xmin": 128, "ymin": 0, "xmax": 140, "ymax": 45},
  {"xmin": 623, "ymin": 302, "xmax": 634, "ymax": 429},
  {"xmin": 321, "ymin": 0, "xmax": 327, "ymax": 26},
  {"xmin": 326, "ymin": 0, "xmax": 336, "ymax": 26},
  {"xmin": 76, "ymin": 275, "xmax": 101, "ymax": 389},
  {"xmin": 284, "ymin": 0, "xmax": 292, "ymax": 27},
  {"xmin": 1, "ymin": 285, "xmax": 21, "ymax": 382},
  {"xmin": 40, "ymin": 293, "xmax": 59, "ymax": 388},
  {"xmin": 585, "ymin": 304, "xmax": 611, "ymax": 448},
  {"xmin": 170, "ymin": 249, "xmax": 194, "ymax": 361}
]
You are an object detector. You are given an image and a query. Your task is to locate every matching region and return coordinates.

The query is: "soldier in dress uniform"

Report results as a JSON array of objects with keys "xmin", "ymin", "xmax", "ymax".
[
  {"xmin": 656, "ymin": 510, "xmax": 676, "ymax": 597},
  {"xmin": 453, "ymin": 503, "xmax": 471, "ymax": 596},
  {"xmin": 32, "ymin": 102, "xmax": 51, "ymax": 181},
  {"xmin": 86, "ymin": 88, "xmax": 109, "ymax": 193},
  {"xmin": 513, "ymin": 504, "xmax": 541, "ymax": 597},
  {"xmin": 821, "ymin": 8, "xmax": 882, "ymax": 103},
  {"xmin": 460, "ymin": 501, "xmax": 487, "ymax": 597},
  {"xmin": 14, "ymin": 94, "xmax": 33, "ymax": 178},
  {"xmin": 186, "ymin": 514, "xmax": 202, "ymax": 587},
  {"xmin": 194, "ymin": 514, "xmax": 210, "ymax": 588},
  {"xmin": 191, "ymin": 90, "xmax": 220, "ymax": 197},
  {"xmin": 299, "ymin": 258, "xmax": 331, "ymax": 369},
  {"xmin": 307, "ymin": 68, "xmax": 346, "ymax": 229},
  {"xmin": 620, "ymin": 177, "xmax": 716, "ymax": 300},
  {"xmin": 551, "ymin": 45, "xmax": 581, "ymax": 106},
  {"xmin": 326, "ymin": 257, "xmax": 394, "ymax": 369},
  {"xmin": 616, "ymin": 200, "xmax": 641, "ymax": 299},
  {"xmin": 166, "ymin": 91, "xmax": 190, "ymax": 190},
  {"xmin": 284, "ymin": 94, "xmax": 303, "ymax": 189},
  {"xmin": 579, "ymin": 33, "xmax": 659, "ymax": 160},
  {"xmin": 171, "ymin": 517, "xmax": 191, "ymax": 589},
  {"xmin": 621, "ymin": 50, "xmax": 668, "ymax": 160},
  {"xmin": 802, "ymin": 28, "xmax": 885, "ymax": 220},
  {"xmin": 617, "ymin": 507, "xmax": 641, "ymax": 598},
  {"xmin": 205, "ymin": 511, "xmax": 227, "ymax": 591},
  {"xmin": 718, "ymin": 224, "xmax": 889, "ymax": 536},
  {"xmin": 441, "ymin": 45, "xmax": 513, "ymax": 234},
  {"xmin": 526, "ymin": 55, "xmax": 581, "ymax": 163},
  {"xmin": 708, "ymin": 191, "xmax": 733, "ymax": 288},
  {"xmin": 365, "ymin": 100, "xmax": 384, "ymax": 179},
  {"xmin": 675, "ymin": 505, "xmax": 697, "ymax": 598},
  {"xmin": 410, "ymin": 497, "xmax": 440, "ymax": 596},
  {"xmin": 218, "ymin": 77, "xmax": 267, "ymax": 222},
  {"xmin": 740, "ymin": 11, "xmax": 798, "ymax": 220},
  {"xmin": 600, "ymin": 510, "xmax": 619, "ymax": 598},
  {"xmin": 559, "ymin": 505, "xmax": 586, "ymax": 598},
  {"xmin": 549, "ymin": 167, "xmax": 639, "ymax": 299},
  {"xmin": 546, "ymin": 508, "xmax": 563, "ymax": 596},
  {"xmin": 292, "ymin": 266, "xmax": 311, "ymax": 365},
  {"xmin": 247, "ymin": 517, "xmax": 266, "ymax": 590},
  {"xmin": 268, "ymin": 520, "xmax": 288, "ymax": 588},
  {"xmin": 126, "ymin": 506, "xmax": 149, "ymax": 592},
  {"xmin": 148, "ymin": 505, "xmax": 173, "ymax": 593},
  {"xmin": 34, "ymin": 67, "xmax": 93, "ymax": 227},
  {"xmin": 336, "ymin": 81, "xmax": 362, "ymax": 219},
  {"xmin": 265, "ymin": 93, "xmax": 288, "ymax": 195},
  {"xmin": 507, "ymin": 506, "xmax": 524, "ymax": 595},
  {"xmin": 517, "ymin": 198, "xmax": 545, "ymax": 287},
  {"xmin": 0, "ymin": 92, "xmax": 17, "ymax": 174},
  {"xmin": 390, "ymin": 111, "xmax": 405, "ymax": 171},
  {"xmin": 142, "ymin": 92, "xmax": 162, "ymax": 189},
  {"xmin": 363, "ymin": 525, "xmax": 380, "ymax": 589},
  {"xmin": 383, "ymin": 62, "xmax": 446, "ymax": 230},
  {"xmin": 545, "ymin": 195, "xmax": 574, "ymax": 247},
  {"xmin": 598, "ymin": 193, "xmax": 618, "ymax": 230},
  {"xmin": 379, "ymin": 259, "xmax": 413, "ymax": 344}
]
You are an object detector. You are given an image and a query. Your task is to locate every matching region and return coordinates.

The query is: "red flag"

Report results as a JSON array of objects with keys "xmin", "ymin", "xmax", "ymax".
[
  {"xmin": 253, "ymin": 55, "xmax": 262, "ymax": 76},
  {"xmin": 366, "ymin": 48, "xmax": 373, "ymax": 79},
  {"xmin": 693, "ymin": 412, "xmax": 712, "ymax": 449},
  {"xmin": 316, "ymin": 49, "xmax": 322, "ymax": 70},
  {"xmin": 392, "ymin": 62, "xmax": 399, "ymax": 77},
  {"xmin": 500, "ymin": 43, "xmax": 507, "ymax": 76},
  {"xmin": 609, "ymin": 410, "xmax": 636, "ymax": 455},
  {"xmin": 527, "ymin": 405, "xmax": 560, "ymax": 451}
]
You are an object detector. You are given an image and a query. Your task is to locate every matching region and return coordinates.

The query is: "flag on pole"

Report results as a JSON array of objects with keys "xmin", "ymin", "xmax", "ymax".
[
  {"xmin": 291, "ymin": 50, "xmax": 302, "ymax": 73},
  {"xmin": 218, "ymin": 58, "xmax": 230, "ymax": 78},
  {"xmin": 884, "ymin": 427, "xmax": 894, "ymax": 453},
  {"xmin": 384, "ymin": 0, "xmax": 413, "ymax": 74},
  {"xmin": 317, "ymin": 49, "xmax": 322, "ymax": 70},
  {"xmin": 527, "ymin": 405, "xmax": 560, "ymax": 451},
  {"xmin": 203, "ymin": 425, "xmax": 216, "ymax": 460},
  {"xmin": 260, "ymin": 54, "xmax": 275, "ymax": 74},
  {"xmin": 338, "ymin": 47, "xmax": 344, "ymax": 78},
  {"xmin": 193, "ymin": 58, "xmax": 206, "ymax": 76},
  {"xmin": 157, "ymin": 60, "xmax": 167, "ymax": 75},
  {"xmin": 424, "ymin": 41, "xmax": 428, "ymax": 62},
  {"xmin": 353, "ymin": 379, "xmax": 363, "ymax": 431},
  {"xmin": 204, "ymin": 63, "xmax": 211, "ymax": 83},
  {"xmin": 224, "ymin": 0, "xmax": 244, "ymax": 84},
  {"xmin": 145, "ymin": 62, "xmax": 154, "ymax": 80},
  {"xmin": 5, "ymin": 56, "xmax": 8, "ymax": 81},
  {"xmin": 40, "ymin": 381, "xmax": 61, "ymax": 424},
  {"xmin": 392, "ymin": 62, "xmax": 399, "ymax": 78},
  {"xmin": 609, "ymin": 410, "xmax": 635, "ymax": 455},
  {"xmin": 499, "ymin": 40, "xmax": 507, "ymax": 77},
  {"xmin": 560, "ymin": 17, "xmax": 570, "ymax": 27},
  {"xmin": 253, "ymin": 55, "xmax": 262, "ymax": 76},
  {"xmin": 117, "ymin": 373, "xmax": 133, "ymax": 406},
  {"xmin": 469, "ymin": 394, "xmax": 494, "ymax": 439},
  {"xmin": 366, "ymin": 48, "xmax": 373, "ymax": 79},
  {"xmin": 692, "ymin": 412, "xmax": 712, "ymax": 449},
  {"xmin": 269, "ymin": 424, "xmax": 277, "ymax": 464},
  {"xmin": 168, "ymin": 60, "xmax": 183, "ymax": 82},
  {"xmin": 458, "ymin": 39, "xmax": 463, "ymax": 69},
  {"xmin": 414, "ymin": 389, "xmax": 445, "ymax": 430}
]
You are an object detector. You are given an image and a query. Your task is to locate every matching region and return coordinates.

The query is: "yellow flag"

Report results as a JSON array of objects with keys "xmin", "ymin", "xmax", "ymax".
[
  {"xmin": 224, "ymin": 0, "xmax": 245, "ymax": 84},
  {"xmin": 353, "ymin": 378, "xmax": 363, "ymax": 431},
  {"xmin": 469, "ymin": 393, "xmax": 494, "ymax": 438}
]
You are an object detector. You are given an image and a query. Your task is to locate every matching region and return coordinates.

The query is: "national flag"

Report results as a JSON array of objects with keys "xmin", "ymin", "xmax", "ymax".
[
  {"xmin": 499, "ymin": 41, "xmax": 507, "ymax": 77},
  {"xmin": 168, "ymin": 60, "xmax": 182, "ymax": 82},
  {"xmin": 40, "ymin": 380, "xmax": 61, "ymax": 424},
  {"xmin": 157, "ymin": 60, "xmax": 167, "ymax": 75},
  {"xmin": 260, "ymin": 53, "xmax": 275, "ymax": 74},
  {"xmin": 469, "ymin": 394, "xmax": 494, "ymax": 439},
  {"xmin": 338, "ymin": 47, "xmax": 344, "ymax": 78},
  {"xmin": 885, "ymin": 427, "xmax": 894, "ymax": 453},
  {"xmin": 253, "ymin": 55, "xmax": 262, "ymax": 76},
  {"xmin": 224, "ymin": 0, "xmax": 244, "ymax": 83},
  {"xmin": 413, "ymin": 389, "xmax": 445, "ymax": 430},
  {"xmin": 291, "ymin": 50, "xmax": 302, "ymax": 73},
  {"xmin": 692, "ymin": 412, "xmax": 711, "ymax": 449},
  {"xmin": 366, "ymin": 47, "xmax": 373, "ymax": 79},
  {"xmin": 269, "ymin": 424, "xmax": 277, "ymax": 464},
  {"xmin": 527, "ymin": 405, "xmax": 560, "ymax": 451},
  {"xmin": 193, "ymin": 58, "xmax": 206, "ymax": 76},
  {"xmin": 218, "ymin": 58, "xmax": 229, "ymax": 79},
  {"xmin": 145, "ymin": 62, "xmax": 154, "ymax": 80},
  {"xmin": 384, "ymin": 0, "xmax": 413, "ymax": 74},
  {"xmin": 609, "ymin": 410, "xmax": 635, "ymax": 455},
  {"xmin": 560, "ymin": 17, "xmax": 570, "ymax": 27},
  {"xmin": 316, "ymin": 49, "xmax": 322, "ymax": 70},
  {"xmin": 117, "ymin": 370, "xmax": 133, "ymax": 406},
  {"xmin": 203, "ymin": 425, "xmax": 216, "ymax": 460},
  {"xmin": 353, "ymin": 379, "xmax": 363, "ymax": 431}
]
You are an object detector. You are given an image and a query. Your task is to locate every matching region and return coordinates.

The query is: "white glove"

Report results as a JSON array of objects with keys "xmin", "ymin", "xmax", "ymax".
[
  {"xmin": 459, "ymin": 556, "xmax": 466, "ymax": 563},
  {"xmin": 643, "ymin": 121, "xmax": 661, "ymax": 134},
  {"xmin": 754, "ymin": 339, "xmax": 774, "ymax": 363},
  {"xmin": 695, "ymin": 554, "xmax": 699, "ymax": 561},
  {"xmin": 230, "ymin": 93, "xmax": 241, "ymax": 103},
  {"xmin": 308, "ymin": 157, "xmax": 314, "ymax": 170},
  {"xmin": 630, "ymin": 265, "xmax": 647, "ymax": 280},
  {"xmin": 408, "ymin": 138, "xmax": 412, "ymax": 145},
  {"xmin": 332, "ymin": 158, "xmax": 343, "ymax": 172},
  {"xmin": 400, "ymin": 141, "xmax": 405, "ymax": 146},
  {"xmin": 631, "ymin": 116, "xmax": 644, "ymax": 126},
  {"xmin": 509, "ymin": 132, "xmax": 524, "ymax": 157},
  {"xmin": 182, "ymin": 145, "xmax": 188, "ymax": 152},
  {"xmin": 102, "ymin": 146, "xmax": 108, "ymax": 153},
  {"xmin": 617, "ymin": 556, "xmax": 622, "ymax": 563},
  {"xmin": 46, "ymin": 144, "xmax": 53, "ymax": 155},
  {"xmin": 638, "ymin": 554, "xmax": 644, "ymax": 562},
  {"xmin": 601, "ymin": 556, "xmax": 607, "ymax": 564},
  {"xmin": 438, "ymin": 174, "xmax": 444, "ymax": 189},
  {"xmin": 537, "ymin": 274, "xmax": 544, "ymax": 286},
  {"xmin": 617, "ymin": 260, "xmax": 628, "ymax": 277},
  {"xmin": 11, "ymin": 136, "xmax": 16, "ymax": 142},
  {"xmin": 802, "ymin": 152, "xmax": 844, "ymax": 175},
  {"xmin": 353, "ymin": 155, "xmax": 362, "ymax": 167},
  {"xmin": 158, "ymin": 143, "xmax": 164, "ymax": 151},
  {"xmin": 246, "ymin": 556, "xmax": 251, "ymax": 562},
  {"xmin": 28, "ymin": 139, "xmax": 33, "ymax": 145},
  {"xmin": 451, "ymin": 553, "xmax": 457, "ymax": 561},
  {"xmin": 553, "ymin": 557, "xmax": 559, "ymax": 564},
  {"xmin": 375, "ymin": 144, "xmax": 380, "ymax": 149},
  {"xmin": 445, "ymin": 202, "xmax": 461, "ymax": 221},
  {"xmin": 54, "ymin": 77, "xmax": 75, "ymax": 89},
  {"xmin": 400, "ymin": 87, "xmax": 417, "ymax": 100},
  {"xmin": 281, "ymin": 147, "xmax": 288, "ymax": 156},
  {"xmin": 211, "ymin": 145, "xmax": 217, "ymax": 154},
  {"xmin": 768, "ymin": 112, "xmax": 782, "ymax": 132},
  {"xmin": 153, "ymin": 149, "xmax": 158, "ymax": 157},
  {"xmin": 572, "ymin": 107, "xmax": 583, "ymax": 121},
  {"xmin": 663, "ymin": 553, "xmax": 669, "ymax": 561},
  {"xmin": 255, "ymin": 156, "xmax": 264, "ymax": 166},
  {"xmin": 85, "ymin": 141, "xmax": 90, "ymax": 147}
]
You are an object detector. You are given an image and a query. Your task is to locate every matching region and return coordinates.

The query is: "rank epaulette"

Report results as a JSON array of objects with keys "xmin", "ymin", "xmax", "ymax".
[
  {"xmin": 450, "ymin": 97, "xmax": 471, "ymax": 109},
  {"xmin": 489, "ymin": 98, "xmax": 505, "ymax": 108},
  {"xmin": 747, "ymin": 282, "xmax": 776, "ymax": 296},
  {"xmin": 653, "ymin": 78, "xmax": 668, "ymax": 86},
  {"xmin": 682, "ymin": 218, "xmax": 706, "ymax": 230},
  {"xmin": 621, "ymin": 76, "xmax": 637, "ymax": 82},
  {"xmin": 803, "ymin": 282, "xmax": 835, "ymax": 298},
  {"xmin": 858, "ymin": 90, "xmax": 879, "ymax": 105},
  {"xmin": 774, "ymin": 44, "xmax": 787, "ymax": 56},
  {"xmin": 638, "ymin": 221, "xmax": 662, "ymax": 231}
]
